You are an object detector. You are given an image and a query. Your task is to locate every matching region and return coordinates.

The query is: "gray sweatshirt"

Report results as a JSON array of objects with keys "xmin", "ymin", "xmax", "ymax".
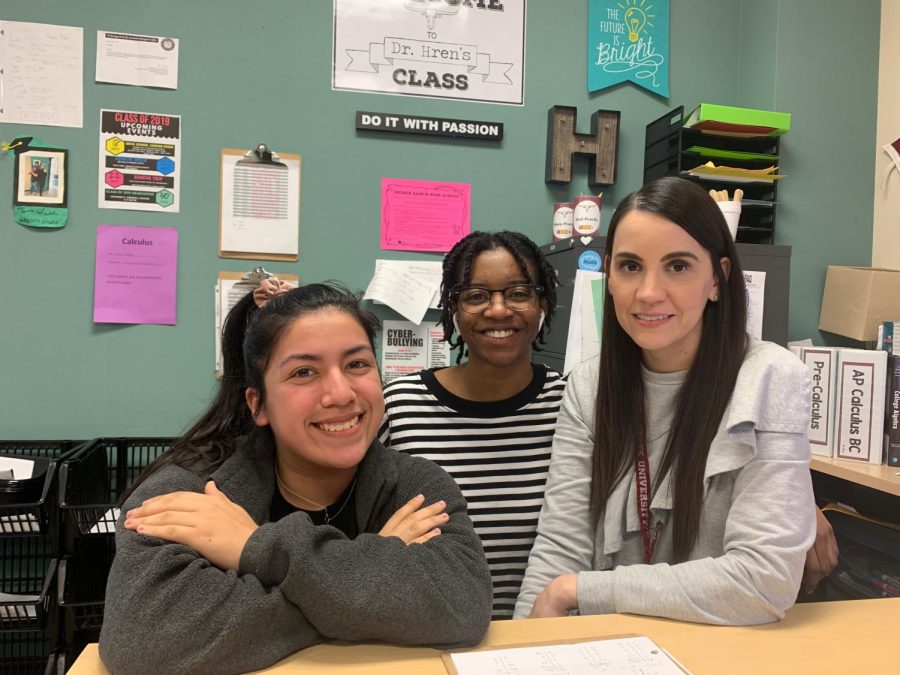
[
  {"xmin": 99, "ymin": 436, "xmax": 492, "ymax": 674},
  {"xmin": 515, "ymin": 338, "xmax": 816, "ymax": 625}
]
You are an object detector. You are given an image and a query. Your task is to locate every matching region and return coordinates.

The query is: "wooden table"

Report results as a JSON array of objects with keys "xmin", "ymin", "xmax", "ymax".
[{"xmin": 69, "ymin": 597, "xmax": 900, "ymax": 675}]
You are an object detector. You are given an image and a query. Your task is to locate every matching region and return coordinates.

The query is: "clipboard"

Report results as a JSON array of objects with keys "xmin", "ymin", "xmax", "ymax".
[
  {"xmin": 214, "ymin": 268, "xmax": 300, "ymax": 378},
  {"xmin": 218, "ymin": 145, "xmax": 302, "ymax": 262}
]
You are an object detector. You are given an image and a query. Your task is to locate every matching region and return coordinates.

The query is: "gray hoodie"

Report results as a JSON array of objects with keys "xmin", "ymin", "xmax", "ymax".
[{"xmin": 99, "ymin": 436, "xmax": 492, "ymax": 674}]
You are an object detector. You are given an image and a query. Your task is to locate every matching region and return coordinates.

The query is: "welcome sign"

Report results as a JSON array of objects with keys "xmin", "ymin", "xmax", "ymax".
[
  {"xmin": 333, "ymin": 0, "xmax": 525, "ymax": 105},
  {"xmin": 587, "ymin": 0, "xmax": 669, "ymax": 98}
]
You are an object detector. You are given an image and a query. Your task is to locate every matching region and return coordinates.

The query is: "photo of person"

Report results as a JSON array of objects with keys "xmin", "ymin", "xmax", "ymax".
[{"xmin": 15, "ymin": 148, "xmax": 68, "ymax": 206}]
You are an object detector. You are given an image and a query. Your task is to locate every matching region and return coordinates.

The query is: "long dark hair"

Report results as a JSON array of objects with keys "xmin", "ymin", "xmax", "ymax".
[
  {"xmin": 123, "ymin": 282, "xmax": 380, "ymax": 501},
  {"xmin": 590, "ymin": 177, "xmax": 748, "ymax": 561},
  {"xmin": 438, "ymin": 230, "xmax": 558, "ymax": 364}
]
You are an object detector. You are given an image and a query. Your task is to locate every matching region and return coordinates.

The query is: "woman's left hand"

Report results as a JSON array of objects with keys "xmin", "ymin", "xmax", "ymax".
[
  {"xmin": 124, "ymin": 481, "xmax": 258, "ymax": 571},
  {"xmin": 529, "ymin": 573, "xmax": 578, "ymax": 618},
  {"xmin": 801, "ymin": 507, "xmax": 839, "ymax": 594}
]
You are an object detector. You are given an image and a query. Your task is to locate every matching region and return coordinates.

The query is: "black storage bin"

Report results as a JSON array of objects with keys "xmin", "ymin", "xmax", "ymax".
[
  {"xmin": 0, "ymin": 537, "xmax": 58, "ymax": 632},
  {"xmin": 1, "ymin": 630, "xmax": 54, "ymax": 675},
  {"xmin": 643, "ymin": 105, "xmax": 781, "ymax": 244},
  {"xmin": 57, "ymin": 538, "xmax": 116, "ymax": 645},
  {"xmin": 0, "ymin": 441, "xmax": 79, "ymax": 540},
  {"xmin": 58, "ymin": 437, "xmax": 172, "ymax": 553}
]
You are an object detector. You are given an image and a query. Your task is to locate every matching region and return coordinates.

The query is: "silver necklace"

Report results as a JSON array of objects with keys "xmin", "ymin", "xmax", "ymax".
[{"xmin": 275, "ymin": 468, "xmax": 357, "ymax": 525}]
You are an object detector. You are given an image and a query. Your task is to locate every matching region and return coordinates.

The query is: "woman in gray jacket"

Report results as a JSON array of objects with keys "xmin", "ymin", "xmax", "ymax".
[
  {"xmin": 516, "ymin": 177, "xmax": 819, "ymax": 625},
  {"xmin": 99, "ymin": 283, "xmax": 492, "ymax": 674}
]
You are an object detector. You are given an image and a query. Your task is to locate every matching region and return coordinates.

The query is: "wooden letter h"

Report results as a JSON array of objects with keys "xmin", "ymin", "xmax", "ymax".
[{"xmin": 545, "ymin": 106, "xmax": 620, "ymax": 187}]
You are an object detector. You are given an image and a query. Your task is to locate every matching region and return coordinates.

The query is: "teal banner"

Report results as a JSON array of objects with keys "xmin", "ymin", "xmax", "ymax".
[{"xmin": 588, "ymin": 0, "xmax": 669, "ymax": 98}]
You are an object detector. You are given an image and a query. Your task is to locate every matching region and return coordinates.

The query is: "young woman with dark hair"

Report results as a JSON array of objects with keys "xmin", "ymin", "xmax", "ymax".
[
  {"xmin": 99, "ymin": 283, "xmax": 492, "ymax": 675},
  {"xmin": 379, "ymin": 230, "xmax": 567, "ymax": 619},
  {"xmin": 515, "ymin": 177, "xmax": 823, "ymax": 625}
]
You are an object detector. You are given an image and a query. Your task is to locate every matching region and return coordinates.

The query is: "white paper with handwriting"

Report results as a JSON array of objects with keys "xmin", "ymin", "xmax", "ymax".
[{"xmin": 449, "ymin": 636, "xmax": 688, "ymax": 675}]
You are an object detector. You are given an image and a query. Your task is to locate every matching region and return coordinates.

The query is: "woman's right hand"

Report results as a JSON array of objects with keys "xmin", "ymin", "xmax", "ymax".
[
  {"xmin": 379, "ymin": 494, "xmax": 448, "ymax": 545},
  {"xmin": 252, "ymin": 278, "xmax": 293, "ymax": 308}
]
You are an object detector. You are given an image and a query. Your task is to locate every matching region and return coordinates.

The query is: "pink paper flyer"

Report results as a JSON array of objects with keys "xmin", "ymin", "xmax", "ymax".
[
  {"xmin": 93, "ymin": 224, "xmax": 179, "ymax": 325},
  {"xmin": 380, "ymin": 177, "xmax": 470, "ymax": 253}
]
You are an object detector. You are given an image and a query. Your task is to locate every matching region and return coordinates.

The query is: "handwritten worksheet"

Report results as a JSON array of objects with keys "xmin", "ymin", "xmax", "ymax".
[
  {"xmin": 0, "ymin": 21, "xmax": 83, "ymax": 127},
  {"xmin": 447, "ymin": 636, "xmax": 688, "ymax": 675}
]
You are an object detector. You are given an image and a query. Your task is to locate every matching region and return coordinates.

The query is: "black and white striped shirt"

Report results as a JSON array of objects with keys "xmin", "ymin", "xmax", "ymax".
[{"xmin": 379, "ymin": 364, "xmax": 565, "ymax": 619}]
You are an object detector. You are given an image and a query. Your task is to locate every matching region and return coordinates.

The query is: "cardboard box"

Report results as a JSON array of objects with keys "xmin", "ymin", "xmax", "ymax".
[{"xmin": 819, "ymin": 266, "xmax": 900, "ymax": 342}]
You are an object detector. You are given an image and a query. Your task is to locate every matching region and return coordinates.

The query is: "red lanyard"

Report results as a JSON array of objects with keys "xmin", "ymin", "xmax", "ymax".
[{"xmin": 634, "ymin": 436, "xmax": 662, "ymax": 564}]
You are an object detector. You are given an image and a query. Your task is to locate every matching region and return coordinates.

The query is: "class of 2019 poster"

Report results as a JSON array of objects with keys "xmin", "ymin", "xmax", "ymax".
[{"xmin": 98, "ymin": 108, "xmax": 181, "ymax": 212}]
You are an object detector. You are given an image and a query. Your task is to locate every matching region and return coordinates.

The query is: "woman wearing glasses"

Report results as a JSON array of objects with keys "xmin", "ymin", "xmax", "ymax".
[{"xmin": 379, "ymin": 231, "xmax": 566, "ymax": 619}]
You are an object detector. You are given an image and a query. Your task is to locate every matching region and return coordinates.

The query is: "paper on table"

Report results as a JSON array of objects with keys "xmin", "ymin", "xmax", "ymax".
[
  {"xmin": 219, "ymin": 150, "xmax": 301, "ymax": 258},
  {"xmin": 93, "ymin": 225, "xmax": 179, "ymax": 325},
  {"xmin": 447, "ymin": 635, "xmax": 688, "ymax": 675},
  {"xmin": 0, "ymin": 21, "xmax": 83, "ymax": 128},
  {"xmin": 364, "ymin": 260, "xmax": 438, "ymax": 325},
  {"xmin": 744, "ymin": 270, "xmax": 766, "ymax": 340},
  {"xmin": 95, "ymin": 31, "xmax": 179, "ymax": 89}
]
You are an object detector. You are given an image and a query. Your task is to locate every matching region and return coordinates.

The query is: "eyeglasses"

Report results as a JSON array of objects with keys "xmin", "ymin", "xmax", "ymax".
[{"xmin": 453, "ymin": 284, "xmax": 542, "ymax": 314}]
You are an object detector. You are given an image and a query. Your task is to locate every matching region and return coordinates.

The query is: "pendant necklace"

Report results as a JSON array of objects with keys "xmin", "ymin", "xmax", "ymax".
[{"xmin": 275, "ymin": 468, "xmax": 357, "ymax": 525}]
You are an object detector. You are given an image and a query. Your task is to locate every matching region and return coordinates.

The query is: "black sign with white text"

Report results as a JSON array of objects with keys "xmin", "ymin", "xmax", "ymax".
[{"xmin": 356, "ymin": 111, "xmax": 503, "ymax": 142}]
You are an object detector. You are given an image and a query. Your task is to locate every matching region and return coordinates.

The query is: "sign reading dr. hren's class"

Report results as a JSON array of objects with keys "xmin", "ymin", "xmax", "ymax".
[
  {"xmin": 333, "ymin": 0, "xmax": 525, "ymax": 105},
  {"xmin": 588, "ymin": 0, "xmax": 669, "ymax": 98}
]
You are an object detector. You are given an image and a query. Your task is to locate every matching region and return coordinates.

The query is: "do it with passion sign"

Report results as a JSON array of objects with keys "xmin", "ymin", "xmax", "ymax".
[{"xmin": 588, "ymin": 0, "xmax": 669, "ymax": 98}]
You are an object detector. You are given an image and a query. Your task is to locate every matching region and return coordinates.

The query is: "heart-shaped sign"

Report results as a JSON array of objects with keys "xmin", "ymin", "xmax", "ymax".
[{"xmin": 580, "ymin": 236, "xmax": 593, "ymax": 245}]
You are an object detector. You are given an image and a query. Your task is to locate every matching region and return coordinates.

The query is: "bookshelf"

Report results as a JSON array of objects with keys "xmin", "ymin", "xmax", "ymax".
[
  {"xmin": 810, "ymin": 455, "xmax": 900, "ymax": 498},
  {"xmin": 643, "ymin": 106, "xmax": 780, "ymax": 244}
]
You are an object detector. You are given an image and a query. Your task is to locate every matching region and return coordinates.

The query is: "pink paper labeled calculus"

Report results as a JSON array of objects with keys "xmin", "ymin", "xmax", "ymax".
[
  {"xmin": 381, "ymin": 177, "xmax": 470, "ymax": 253},
  {"xmin": 93, "ymin": 224, "xmax": 179, "ymax": 325}
]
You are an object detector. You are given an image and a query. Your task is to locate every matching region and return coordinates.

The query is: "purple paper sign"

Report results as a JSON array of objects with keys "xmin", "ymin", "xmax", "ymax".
[{"xmin": 93, "ymin": 225, "xmax": 179, "ymax": 325}]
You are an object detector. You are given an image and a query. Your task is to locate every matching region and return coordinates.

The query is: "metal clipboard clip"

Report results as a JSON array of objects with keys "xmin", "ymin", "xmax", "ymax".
[
  {"xmin": 234, "ymin": 266, "xmax": 275, "ymax": 289},
  {"xmin": 236, "ymin": 143, "xmax": 287, "ymax": 170}
]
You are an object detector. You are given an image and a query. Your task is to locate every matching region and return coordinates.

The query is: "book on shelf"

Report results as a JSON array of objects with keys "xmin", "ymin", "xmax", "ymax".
[
  {"xmin": 886, "ymin": 354, "xmax": 900, "ymax": 467},
  {"xmin": 876, "ymin": 320, "xmax": 900, "ymax": 354},
  {"xmin": 685, "ymin": 103, "xmax": 791, "ymax": 137},
  {"xmin": 835, "ymin": 348, "xmax": 886, "ymax": 464},
  {"xmin": 799, "ymin": 347, "xmax": 838, "ymax": 458}
]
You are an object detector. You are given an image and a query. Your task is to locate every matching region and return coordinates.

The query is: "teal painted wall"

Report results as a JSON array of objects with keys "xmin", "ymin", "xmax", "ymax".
[{"xmin": 0, "ymin": 1, "xmax": 879, "ymax": 439}]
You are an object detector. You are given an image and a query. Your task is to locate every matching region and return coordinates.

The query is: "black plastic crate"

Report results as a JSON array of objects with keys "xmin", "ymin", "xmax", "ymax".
[
  {"xmin": 0, "ymin": 538, "xmax": 58, "ymax": 632},
  {"xmin": 58, "ymin": 437, "xmax": 172, "ymax": 552},
  {"xmin": 0, "ymin": 441, "xmax": 80, "ymax": 539},
  {"xmin": 58, "ymin": 539, "xmax": 116, "ymax": 644},
  {"xmin": 1, "ymin": 630, "xmax": 53, "ymax": 675}
]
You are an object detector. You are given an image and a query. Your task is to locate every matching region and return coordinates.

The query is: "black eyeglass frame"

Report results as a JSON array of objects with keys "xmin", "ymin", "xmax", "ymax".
[{"xmin": 450, "ymin": 284, "xmax": 544, "ymax": 314}]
